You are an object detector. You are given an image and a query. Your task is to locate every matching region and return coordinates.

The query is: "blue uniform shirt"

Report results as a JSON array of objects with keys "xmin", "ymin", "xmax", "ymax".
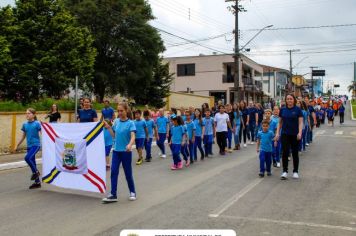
[
  {"xmin": 185, "ymin": 121, "xmax": 196, "ymax": 140},
  {"xmin": 112, "ymin": 119, "xmax": 136, "ymax": 152},
  {"xmin": 79, "ymin": 109, "xmax": 98, "ymax": 123},
  {"xmin": 203, "ymin": 117, "xmax": 214, "ymax": 135},
  {"xmin": 248, "ymin": 107, "xmax": 257, "ymax": 123},
  {"xmin": 145, "ymin": 119, "xmax": 156, "ymax": 138},
  {"xmin": 156, "ymin": 116, "xmax": 169, "ymax": 134},
  {"xmin": 101, "ymin": 107, "xmax": 115, "ymax": 120},
  {"xmin": 302, "ymin": 110, "xmax": 308, "ymax": 128},
  {"xmin": 241, "ymin": 108, "xmax": 249, "ymax": 125},
  {"xmin": 104, "ymin": 127, "xmax": 113, "ymax": 146},
  {"xmin": 134, "ymin": 119, "xmax": 147, "ymax": 139},
  {"xmin": 257, "ymin": 130, "xmax": 274, "ymax": 152},
  {"xmin": 326, "ymin": 109, "xmax": 335, "ymax": 118},
  {"xmin": 171, "ymin": 125, "xmax": 185, "ymax": 144},
  {"xmin": 280, "ymin": 106, "xmax": 303, "ymax": 136},
  {"xmin": 193, "ymin": 119, "xmax": 204, "ymax": 137},
  {"xmin": 21, "ymin": 121, "xmax": 41, "ymax": 147},
  {"xmin": 269, "ymin": 119, "xmax": 278, "ymax": 134}
]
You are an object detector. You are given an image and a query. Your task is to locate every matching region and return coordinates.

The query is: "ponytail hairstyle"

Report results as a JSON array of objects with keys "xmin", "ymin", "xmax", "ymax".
[
  {"xmin": 118, "ymin": 102, "xmax": 133, "ymax": 120},
  {"xmin": 195, "ymin": 108, "xmax": 203, "ymax": 125},
  {"xmin": 27, "ymin": 108, "xmax": 37, "ymax": 120},
  {"xmin": 177, "ymin": 116, "xmax": 184, "ymax": 126}
]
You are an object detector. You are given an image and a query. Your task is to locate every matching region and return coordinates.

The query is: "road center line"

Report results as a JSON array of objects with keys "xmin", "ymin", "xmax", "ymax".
[
  {"xmin": 209, "ymin": 178, "xmax": 263, "ymax": 218},
  {"xmin": 217, "ymin": 215, "xmax": 356, "ymax": 232}
]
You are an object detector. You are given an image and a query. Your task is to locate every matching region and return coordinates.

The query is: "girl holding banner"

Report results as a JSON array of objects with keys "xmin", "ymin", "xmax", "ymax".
[{"xmin": 102, "ymin": 102, "xmax": 137, "ymax": 203}]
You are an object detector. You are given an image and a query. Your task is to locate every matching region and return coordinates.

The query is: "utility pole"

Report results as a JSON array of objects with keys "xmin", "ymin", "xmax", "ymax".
[
  {"xmin": 226, "ymin": 0, "xmax": 246, "ymax": 102},
  {"xmin": 286, "ymin": 49, "xmax": 300, "ymax": 94}
]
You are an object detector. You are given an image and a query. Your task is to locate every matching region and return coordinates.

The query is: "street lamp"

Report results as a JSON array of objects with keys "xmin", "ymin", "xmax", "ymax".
[
  {"xmin": 240, "ymin": 25, "xmax": 273, "ymax": 51},
  {"xmin": 235, "ymin": 24, "xmax": 273, "ymax": 102}
]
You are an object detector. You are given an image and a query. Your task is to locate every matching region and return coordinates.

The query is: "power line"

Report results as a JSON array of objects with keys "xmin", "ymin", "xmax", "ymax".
[
  {"xmin": 244, "ymin": 23, "xmax": 356, "ymax": 31},
  {"xmin": 154, "ymin": 27, "xmax": 232, "ymax": 54}
]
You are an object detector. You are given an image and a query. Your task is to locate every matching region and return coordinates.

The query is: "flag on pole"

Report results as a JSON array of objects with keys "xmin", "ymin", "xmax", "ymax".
[{"xmin": 41, "ymin": 122, "xmax": 106, "ymax": 193}]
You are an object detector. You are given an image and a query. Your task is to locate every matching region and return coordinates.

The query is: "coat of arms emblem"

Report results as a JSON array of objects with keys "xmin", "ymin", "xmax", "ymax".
[{"xmin": 62, "ymin": 142, "xmax": 78, "ymax": 170}]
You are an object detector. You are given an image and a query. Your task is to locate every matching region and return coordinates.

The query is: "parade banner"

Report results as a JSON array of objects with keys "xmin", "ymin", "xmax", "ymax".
[{"xmin": 41, "ymin": 122, "xmax": 106, "ymax": 193}]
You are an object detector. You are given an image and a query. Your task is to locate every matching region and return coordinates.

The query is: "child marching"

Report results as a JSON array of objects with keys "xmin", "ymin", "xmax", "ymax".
[
  {"xmin": 14, "ymin": 108, "xmax": 42, "ymax": 189},
  {"xmin": 134, "ymin": 110, "xmax": 149, "ymax": 165},
  {"xmin": 256, "ymin": 120, "xmax": 275, "ymax": 177},
  {"xmin": 193, "ymin": 109, "xmax": 205, "ymax": 160},
  {"xmin": 169, "ymin": 114, "xmax": 186, "ymax": 170},
  {"xmin": 203, "ymin": 109, "xmax": 215, "ymax": 157},
  {"xmin": 143, "ymin": 110, "xmax": 158, "ymax": 162}
]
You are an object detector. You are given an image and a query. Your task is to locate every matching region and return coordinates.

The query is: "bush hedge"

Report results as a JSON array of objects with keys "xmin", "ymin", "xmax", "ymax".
[{"xmin": 0, "ymin": 98, "xmax": 107, "ymax": 112}]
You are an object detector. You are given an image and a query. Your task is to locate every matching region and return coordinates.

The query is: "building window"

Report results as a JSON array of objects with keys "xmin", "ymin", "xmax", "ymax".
[{"xmin": 177, "ymin": 64, "xmax": 195, "ymax": 76}]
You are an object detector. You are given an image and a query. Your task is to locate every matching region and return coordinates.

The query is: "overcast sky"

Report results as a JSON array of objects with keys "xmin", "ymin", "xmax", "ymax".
[{"xmin": 2, "ymin": 0, "xmax": 356, "ymax": 95}]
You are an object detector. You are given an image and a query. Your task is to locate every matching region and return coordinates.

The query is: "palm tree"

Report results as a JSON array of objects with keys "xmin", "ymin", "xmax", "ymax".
[{"xmin": 348, "ymin": 81, "xmax": 356, "ymax": 92}]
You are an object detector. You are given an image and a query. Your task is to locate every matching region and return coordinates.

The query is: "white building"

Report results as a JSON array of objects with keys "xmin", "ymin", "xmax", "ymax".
[{"xmin": 164, "ymin": 54, "xmax": 264, "ymax": 104}]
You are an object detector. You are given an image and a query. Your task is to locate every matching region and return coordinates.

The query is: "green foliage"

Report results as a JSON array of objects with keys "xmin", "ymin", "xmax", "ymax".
[
  {"xmin": 0, "ymin": 0, "xmax": 96, "ymax": 102},
  {"xmin": 64, "ymin": 0, "xmax": 165, "ymax": 102},
  {"xmin": 0, "ymin": 98, "xmax": 108, "ymax": 112},
  {"xmin": 133, "ymin": 58, "xmax": 173, "ymax": 108}
]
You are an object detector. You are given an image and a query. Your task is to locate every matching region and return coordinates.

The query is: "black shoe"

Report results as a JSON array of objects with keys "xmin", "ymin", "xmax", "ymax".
[
  {"xmin": 102, "ymin": 195, "xmax": 118, "ymax": 203},
  {"xmin": 273, "ymin": 162, "xmax": 277, "ymax": 167},
  {"xmin": 267, "ymin": 172, "xmax": 272, "ymax": 176},
  {"xmin": 145, "ymin": 158, "xmax": 152, "ymax": 162},
  {"xmin": 201, "ymin": 155, "xmax": 205, "ymax": 160},
  {"xmin": 259, "ymin": 173, "xmax": 264, "ymax": 178},
  {"xmin": 31, "ymin": 171, "xmax": 40, "ymax": 181},
  {"xmin": 205, "ymin": 154, "xmax": 209, "ymax": 158},
  {"xmin": 29, "ymin": 182, "xmax": 41, "ymax": 189},
  {"xmin": 190, "ymin": 160, "xmax": 194, "ymax": 164}
]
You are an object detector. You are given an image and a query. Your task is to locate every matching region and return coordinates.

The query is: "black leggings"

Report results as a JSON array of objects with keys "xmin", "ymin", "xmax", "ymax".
[
  {"xmin": 239, "ymin": 123, "xmax": 250, "ymax": 144},
  {"xmin": 340, "ymin": 112, "xmax": 344, "ymax": 123},
  {"xmin": 281, "ymin": 134, "xmax": 300, "ymax": 173},
  {"xmin": 216, "ymin": 131, "xmax": 227, "ymax": 153}
]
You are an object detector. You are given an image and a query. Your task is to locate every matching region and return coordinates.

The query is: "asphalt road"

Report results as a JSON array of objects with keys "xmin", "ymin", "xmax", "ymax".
[{"xmin": 1, "ymin": 105, "xmax": 355, "ymax": 236}]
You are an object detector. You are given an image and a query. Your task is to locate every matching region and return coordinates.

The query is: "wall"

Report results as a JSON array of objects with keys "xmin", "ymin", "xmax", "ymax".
[
  {"xmin": 0, "ymin": 111, "xmax": 82, "ymax": 154},
  {"xmin": 166, "ymin": 92, "xmax": 214, "ymax": 111}
]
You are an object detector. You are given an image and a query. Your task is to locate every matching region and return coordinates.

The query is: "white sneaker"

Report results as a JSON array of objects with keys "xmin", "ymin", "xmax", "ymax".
[
  {"xmin": 276, "ymin": 162, "xmax": 281, "ymax": 168},
  {"xmin": 251, "ymin": 142, "xmax": 255, "ymax": 145},
  {"xmin": 306, "ymin": 143, "xmax": 309, "ymax": 146},
  {"xmin": 161, "ymin": 154, "xmax": 167, "ymax": 159},
  {"xmin": 243, "ymin": 144, "xmax": 247, "ymax": 148},
  {"xmin": 280, "ymin": 172, "xmax": 288, "ymax": 180},
  {"xmin": 129, "ymin": 192, "xmax": 137, "ymax": 201},
  {"xmin": 292, "ymin": 172, "xmax": 299, "ymax": 179}
]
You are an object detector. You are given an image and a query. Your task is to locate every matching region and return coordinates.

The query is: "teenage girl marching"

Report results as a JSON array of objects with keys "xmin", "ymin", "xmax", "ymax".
[
  {"xmin": 193, "ymin": 109, "xmax": 205, "ymax": 160},
  {"xmin": 14, "ymin": 108, "xmax": 42, "ymax": 189},
  {"xmin": 102, "ymin": 102, "xmax": 137, "ymax": 203},
  {"xmin": 185, "ymin": 110, "xmax": 196, "ymax": 163}
]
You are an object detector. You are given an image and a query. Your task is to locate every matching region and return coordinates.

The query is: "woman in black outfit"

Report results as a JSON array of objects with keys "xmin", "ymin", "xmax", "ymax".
[
  {"xmin": 275, "ymin": 94, "xmax": 303, "ymax": 180},
  {"xmin": 239, "ymin": 100, "xmax": 250, "ymax": 148},
  {"xmin": 45, "ymin": 104, "xmax": 61, "ymax": 123}
]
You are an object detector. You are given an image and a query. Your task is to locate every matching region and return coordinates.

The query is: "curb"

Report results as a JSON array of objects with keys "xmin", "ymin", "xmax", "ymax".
[
  {"xmin": 351, "ymin": 101, "xmax": 356, "ymax": 121},
  {"xmin": 0, "ymin": 140, "xmax": 166, "ymax": 171}
]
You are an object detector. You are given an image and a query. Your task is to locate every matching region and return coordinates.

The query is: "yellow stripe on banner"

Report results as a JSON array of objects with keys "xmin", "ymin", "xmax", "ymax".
[
  {"xmin": 85, "ymin": 122, "xmax": 104, "ymax": 142},
  {"xmin": 11, "ymin": 114, "xmax": 17, "ymax": 151},
  {"xmin": 43, "ymin": 169, "xmax": 59, "ymax": 183}
]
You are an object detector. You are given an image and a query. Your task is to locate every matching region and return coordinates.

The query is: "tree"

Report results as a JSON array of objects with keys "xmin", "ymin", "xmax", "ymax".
[
  {"xmin": 0, "ymin": 0, "xmax": 96, "ymax": 102},
  {"xmin": 64, "ymin": 0, "xmax": 165, "ymax": 102},
  {"xmin": 348, "ymin": 81, "xmax": 356, "ymax": 92},
  {"xmin": 134, "ymin": 58, "xmax": 173, "ymax": 108}
]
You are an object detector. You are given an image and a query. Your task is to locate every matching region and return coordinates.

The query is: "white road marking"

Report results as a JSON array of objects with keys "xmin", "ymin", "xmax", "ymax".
[
  {"xmin": 316, "ymin": 134, "xmax": 354, "ymax": 138},
  {"xmin": 316, "ymin": 130, "xmax": 326, "ymax": 135},
  {"xmin": 326, "ymin": 209, "xmax": 356, "ymax": 219},
  {"xmin": 209, "ymin": 178, "xmax": 263, "ymax": 218},
  {"xmin": 335, "ymin": 131, "xmax": 344, "ymax": 135},
  {"xmin": 217, "ymin": 215, "xmax": 356, "ymax": 232}
]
